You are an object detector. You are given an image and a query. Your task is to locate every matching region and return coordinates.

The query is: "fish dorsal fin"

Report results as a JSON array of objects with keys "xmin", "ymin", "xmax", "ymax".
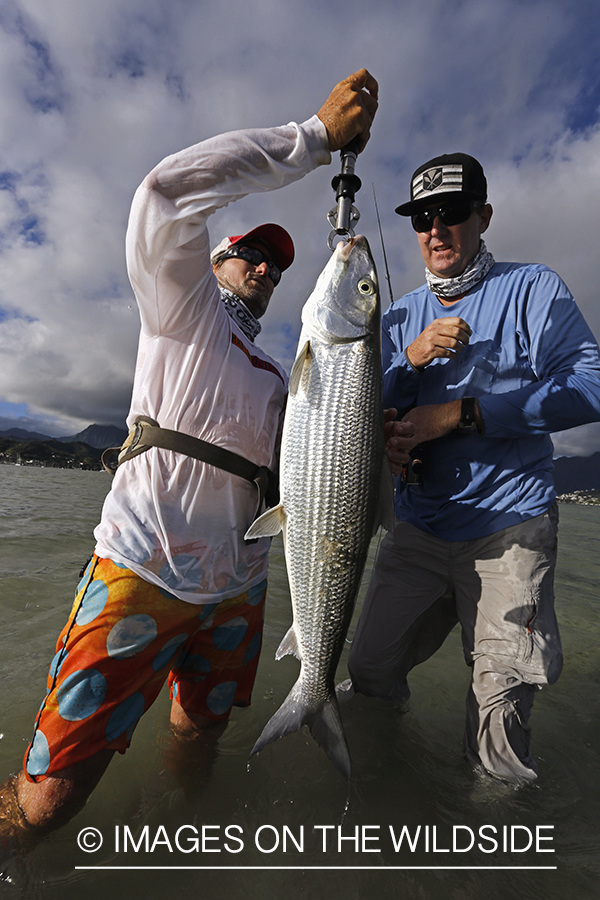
[
  {"xmin": 244, "ymin": 502, "xmax": 287, "ymax": 541},
  {"xmin": 275, "ymin": 625, "xmax": 300, "ymax": 660},
  {"xmin": 371, "ymin": 453, "xmax": 396, "ymax": 537},
  {"xmin": 288, "ymin": 340, "xmax": 311, "ymax": 396}
]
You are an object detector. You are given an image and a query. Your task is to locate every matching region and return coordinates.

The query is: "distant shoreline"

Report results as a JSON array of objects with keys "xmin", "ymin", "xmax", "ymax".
[
  {"xmin": 556, "ymin": 490, "xmax": 600, "ymax": 506},
  {"xmin": 3, "ymin": 458, "xmax": 600, "ymax": 504},
  {"xmin": 0, "ymin": 458, "xmax": 104, "ymax": 471},
  {"xmin": 0, "ymin": 435, "xmax": 105, "ymax": 470}
]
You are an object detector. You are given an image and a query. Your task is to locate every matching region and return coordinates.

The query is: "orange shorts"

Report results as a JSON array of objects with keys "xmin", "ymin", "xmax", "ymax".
[{"xmin": 24, "ymin": 555, "xmax": 266, "ymax": 782}]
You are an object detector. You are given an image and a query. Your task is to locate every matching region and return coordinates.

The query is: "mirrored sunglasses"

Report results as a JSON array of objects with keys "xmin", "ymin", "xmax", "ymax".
[
  {"xmin": 411, "ymin": 200, "xmax": 482, "ymax": 233},
  {"xmin": 218, "ymin": 244, "xmax": 281, "ymax": 286}
]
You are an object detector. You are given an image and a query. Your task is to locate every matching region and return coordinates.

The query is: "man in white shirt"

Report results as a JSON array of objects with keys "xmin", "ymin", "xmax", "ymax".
[{"xmin": 0, "ymin": 69, "xmax": 378, "ymax": 849}]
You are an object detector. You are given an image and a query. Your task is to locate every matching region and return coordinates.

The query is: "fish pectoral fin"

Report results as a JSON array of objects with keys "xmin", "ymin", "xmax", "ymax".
[
  {"xmin": 275, "ymin": 625, "xmax": 300, "ymax": 660},
  {"xmin": 288, "ymin": 340, "xmax": 311, "ymax": 396},
  {"xmin": 244, "ymin": 502, "xmax": 287, "ymax": 540},
  {"xmin": 371, "ymin": 453, "xmax": 396, "ymax": 536}
]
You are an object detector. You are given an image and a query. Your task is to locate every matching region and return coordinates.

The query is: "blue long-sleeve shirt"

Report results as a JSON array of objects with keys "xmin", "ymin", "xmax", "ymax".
[{"xmin": 383, "ymin": 262, "xmax": 600, "ymax": 540}]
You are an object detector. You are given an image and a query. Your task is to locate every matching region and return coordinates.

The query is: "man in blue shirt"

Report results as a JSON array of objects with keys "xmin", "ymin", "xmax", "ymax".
[{"xmin": 346, "ymin": 153, "xmax": 600, "ymax": 782}]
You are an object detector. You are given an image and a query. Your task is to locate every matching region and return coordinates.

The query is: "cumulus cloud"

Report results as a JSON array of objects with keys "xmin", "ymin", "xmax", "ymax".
[{"xmin": 0, "ymin": 0, "xmax": 599, "ymax": 453}]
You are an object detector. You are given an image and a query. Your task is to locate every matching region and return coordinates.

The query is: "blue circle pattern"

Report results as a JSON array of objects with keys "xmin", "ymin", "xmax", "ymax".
[
  {"xmin": 243, "ymin": 630, "xmax": 262, "ymax": 666},
  {"xmin": 114, "ymin": 526, "xmax": 157, "ymax": 566},
  {"xmin": 105, "ymin": 692, "xmax": 145, "ymax": 743},
  {"xmin": 57, "ymin": 669, "xmax": 107, "ymax": 721},
  {"xmin": 76, "ymin": 560, "xmax": 94, "ymax": 594},
  {"xmin": 160, "ymin": 554, "xmax": 203, "ymax": 591},
  {"xmin": 106, "ymin": 614, "xmax": 158, "ymax": 659},
  {"xmin": 212, "ymin": 616, "xmax": 248, "ymax": 651},
  {"xmin": 178, "ymin": 652, "xmax": 211, "ymax": 677},
  {"xmin": 44, "ymin": 566, "xmax": 264, "ymax": 754},
  {"xmin": 26, "ymin": 729, "xmax": 50, "ymax": 776},
  {"xmin": 207, "ymin": 681, "xmax": 237, "ymax": 716},
  {"xmin": 198, "ymin": 612, "xmax": 216, "ymax": 631},
  {"xmin": 199, "ymin": 603, "xmax": 219, "ymax": 622},
  {"xmin": 152, "ymin": 633, "xmax": 189, "ymax": 672},
  {"xmin": 247, "ymin": 581, "xmax": 267, "ymax": 606},
  {"xmin": 49, "ymin": 648, "xmax": 68, "ymax": 680},
  {"xmin": 75, "ymin": 579, "xmax": 109, "ymax": 626}
]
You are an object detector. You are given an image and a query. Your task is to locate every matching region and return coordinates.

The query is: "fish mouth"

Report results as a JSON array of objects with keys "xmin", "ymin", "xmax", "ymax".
[{"xmin": 337, "ymin": 234, "xmax": 366, "ymax": 259}]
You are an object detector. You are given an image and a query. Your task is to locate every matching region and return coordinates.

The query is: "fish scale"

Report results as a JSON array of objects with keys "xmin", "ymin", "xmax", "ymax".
[
  {"xmin": 284, "ymin": 346, "xmax": 380, "ymax": 665},
  {"xmin": 245, "ymin": 235, "xmax": 394, "ymax": 778}
]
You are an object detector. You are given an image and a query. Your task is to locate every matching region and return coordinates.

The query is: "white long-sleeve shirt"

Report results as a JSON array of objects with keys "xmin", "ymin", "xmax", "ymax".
[{"xmin": 94, "ymin": 116, "xmax": 330, "ymax": 603}]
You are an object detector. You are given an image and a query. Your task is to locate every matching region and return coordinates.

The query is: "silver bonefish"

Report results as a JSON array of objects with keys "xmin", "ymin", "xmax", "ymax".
[{"xmin": 245, "ymin": 235, "xmax": 394, "ymax": 778}]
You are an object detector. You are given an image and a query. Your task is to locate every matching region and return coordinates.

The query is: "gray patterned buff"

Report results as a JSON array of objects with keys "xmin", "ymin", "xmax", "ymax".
[
  {"xmin": 219, "ymin": 289, "xmax": 261, "ymax": 342},
  {"xmin": 425, "ymin": 240, "xmax": 495, "ymax": 300}
]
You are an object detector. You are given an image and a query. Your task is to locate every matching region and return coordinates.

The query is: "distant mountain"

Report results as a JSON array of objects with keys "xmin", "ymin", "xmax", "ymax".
[
  {"xmin": 553, "ymin": 453, "xmax": 600, "ymax": 494},
  {"xmin": 59, "ymin": 424, "xmax": 128, "ymax": 449},
  {"xmin": 0, "ymin": 437, "xmax": 104, "ymax": 469},
  {"xmin": 1, "ymin": 426, "xmax": 55, "ymax": 441},
  {"xmin": 0, "ymin": 422, "xmax": 127, "ymax": 449}
]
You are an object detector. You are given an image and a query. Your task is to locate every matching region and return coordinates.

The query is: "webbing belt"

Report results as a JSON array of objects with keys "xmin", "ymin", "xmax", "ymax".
[{"xmin": 101, "ymin": 416, "xmax": 279, "ymax": 529}]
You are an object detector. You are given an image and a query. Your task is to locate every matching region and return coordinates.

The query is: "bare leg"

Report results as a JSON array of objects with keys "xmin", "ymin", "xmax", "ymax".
[
  {"xmin": 169, "ymin": 700, "xmax": 228, "ymax": 739},
  {"xmin": 0, "ymin": 750, "xmax": 114, "ymax": 859},
  {"xmin": 167, "ymin": 700, "xmax": 228, "ymax": 798}
]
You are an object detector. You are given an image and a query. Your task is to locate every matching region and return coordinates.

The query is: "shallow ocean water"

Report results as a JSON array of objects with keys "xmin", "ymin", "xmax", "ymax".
[{"xmin": 0, "ymin": 465, "xmax": 599, "ymax": 899}]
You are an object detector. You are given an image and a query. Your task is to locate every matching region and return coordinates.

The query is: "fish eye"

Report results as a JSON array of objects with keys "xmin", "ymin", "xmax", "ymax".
[{"xmin": 357, "ymin": 278, "xmax": 375, "ymax": 295}]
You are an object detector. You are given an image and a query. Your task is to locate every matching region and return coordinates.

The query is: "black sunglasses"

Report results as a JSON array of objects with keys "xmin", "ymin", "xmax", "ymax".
[
  {"xmin": 218, "ymin": 244, "xmax": 281, "ymax": 286},
  {"xmin": 411, "ymin": 199, "xmax": 483, "ymax": 233}
]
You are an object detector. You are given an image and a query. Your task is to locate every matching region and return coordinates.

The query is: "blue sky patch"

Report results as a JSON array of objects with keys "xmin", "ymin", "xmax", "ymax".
[
  {"xmin": 0, "ymin": 167, "xmax": 48, "ymax": 250},
  {"xmin": 0, "ymin": 4, "xmax": 67, "ymax": 114}
]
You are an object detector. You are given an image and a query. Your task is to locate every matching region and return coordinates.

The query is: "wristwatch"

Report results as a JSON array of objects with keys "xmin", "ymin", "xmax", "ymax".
[{"xmin": 458, "ymin": 397, "xmax": 483, "ymax": 434}]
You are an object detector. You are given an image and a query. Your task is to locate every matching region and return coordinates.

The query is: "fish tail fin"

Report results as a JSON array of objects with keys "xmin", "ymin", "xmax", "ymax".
[
  {"xmin": 250, "ymin": 687, "xmax": 351, "ymax": 780},
  {"xmin": 308, "ymin": 695, "xmax": 352, "ymax": 780}
]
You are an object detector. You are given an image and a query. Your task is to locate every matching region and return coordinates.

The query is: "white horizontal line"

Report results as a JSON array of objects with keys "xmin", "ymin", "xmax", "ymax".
[{"xmin": 75, "ymin": 865, "xmax": 558, "ymax": 871}]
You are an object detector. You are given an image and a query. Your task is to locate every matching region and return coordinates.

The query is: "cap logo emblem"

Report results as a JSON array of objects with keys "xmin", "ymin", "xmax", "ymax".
[{"xmin": 423, "ymin": 167, "xmax": 443, "ymax": 192}]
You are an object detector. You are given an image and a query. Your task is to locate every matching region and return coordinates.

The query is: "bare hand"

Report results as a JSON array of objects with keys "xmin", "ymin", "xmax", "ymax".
[
  {"xmin": 317, "ymin": 69, "xmax": 379, "ymax": 153},
  {"xmin": 384, "ymin": 408, "xmax": 414, "ymax": 475},
  {"xmin": 406, "ymin": 317, "xmax": 472, "ymax": 370},
  {"xmin": 398, "ymin": 402, "xmax": 462, "ymax": 448}
]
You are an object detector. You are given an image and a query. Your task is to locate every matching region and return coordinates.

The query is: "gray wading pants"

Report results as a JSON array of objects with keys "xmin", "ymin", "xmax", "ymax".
[{"xmin": 348, "ymin": 505, "xmax": 562, "ymax": 783}]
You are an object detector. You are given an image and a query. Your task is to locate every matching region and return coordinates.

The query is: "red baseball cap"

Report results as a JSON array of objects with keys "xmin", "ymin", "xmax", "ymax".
[{"xmin": 210, "ymin": 223, "xmax": 295, "ymax": 271}]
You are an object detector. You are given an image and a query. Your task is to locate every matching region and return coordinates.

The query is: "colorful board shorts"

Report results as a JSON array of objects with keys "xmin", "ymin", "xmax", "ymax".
[{"xmin": 24, "ymin": 555, "xmax": 267, "ymax": 782}]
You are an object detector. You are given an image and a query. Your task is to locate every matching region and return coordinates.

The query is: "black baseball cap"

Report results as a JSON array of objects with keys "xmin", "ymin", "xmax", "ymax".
[{"xmin": 395, "ymin": 153, "xmax": 487, "ymax": 216}]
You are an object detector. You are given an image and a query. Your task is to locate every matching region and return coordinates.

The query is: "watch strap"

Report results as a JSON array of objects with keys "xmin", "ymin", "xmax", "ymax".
[{"xmin": 458, "ymin": 397, "xmax": 483, "ymax": 434}]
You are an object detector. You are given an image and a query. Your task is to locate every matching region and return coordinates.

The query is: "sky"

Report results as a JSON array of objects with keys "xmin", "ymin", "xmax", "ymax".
[{"xmin": 1, "ymin": 0, "xmax": 600, "ymax": 455}]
